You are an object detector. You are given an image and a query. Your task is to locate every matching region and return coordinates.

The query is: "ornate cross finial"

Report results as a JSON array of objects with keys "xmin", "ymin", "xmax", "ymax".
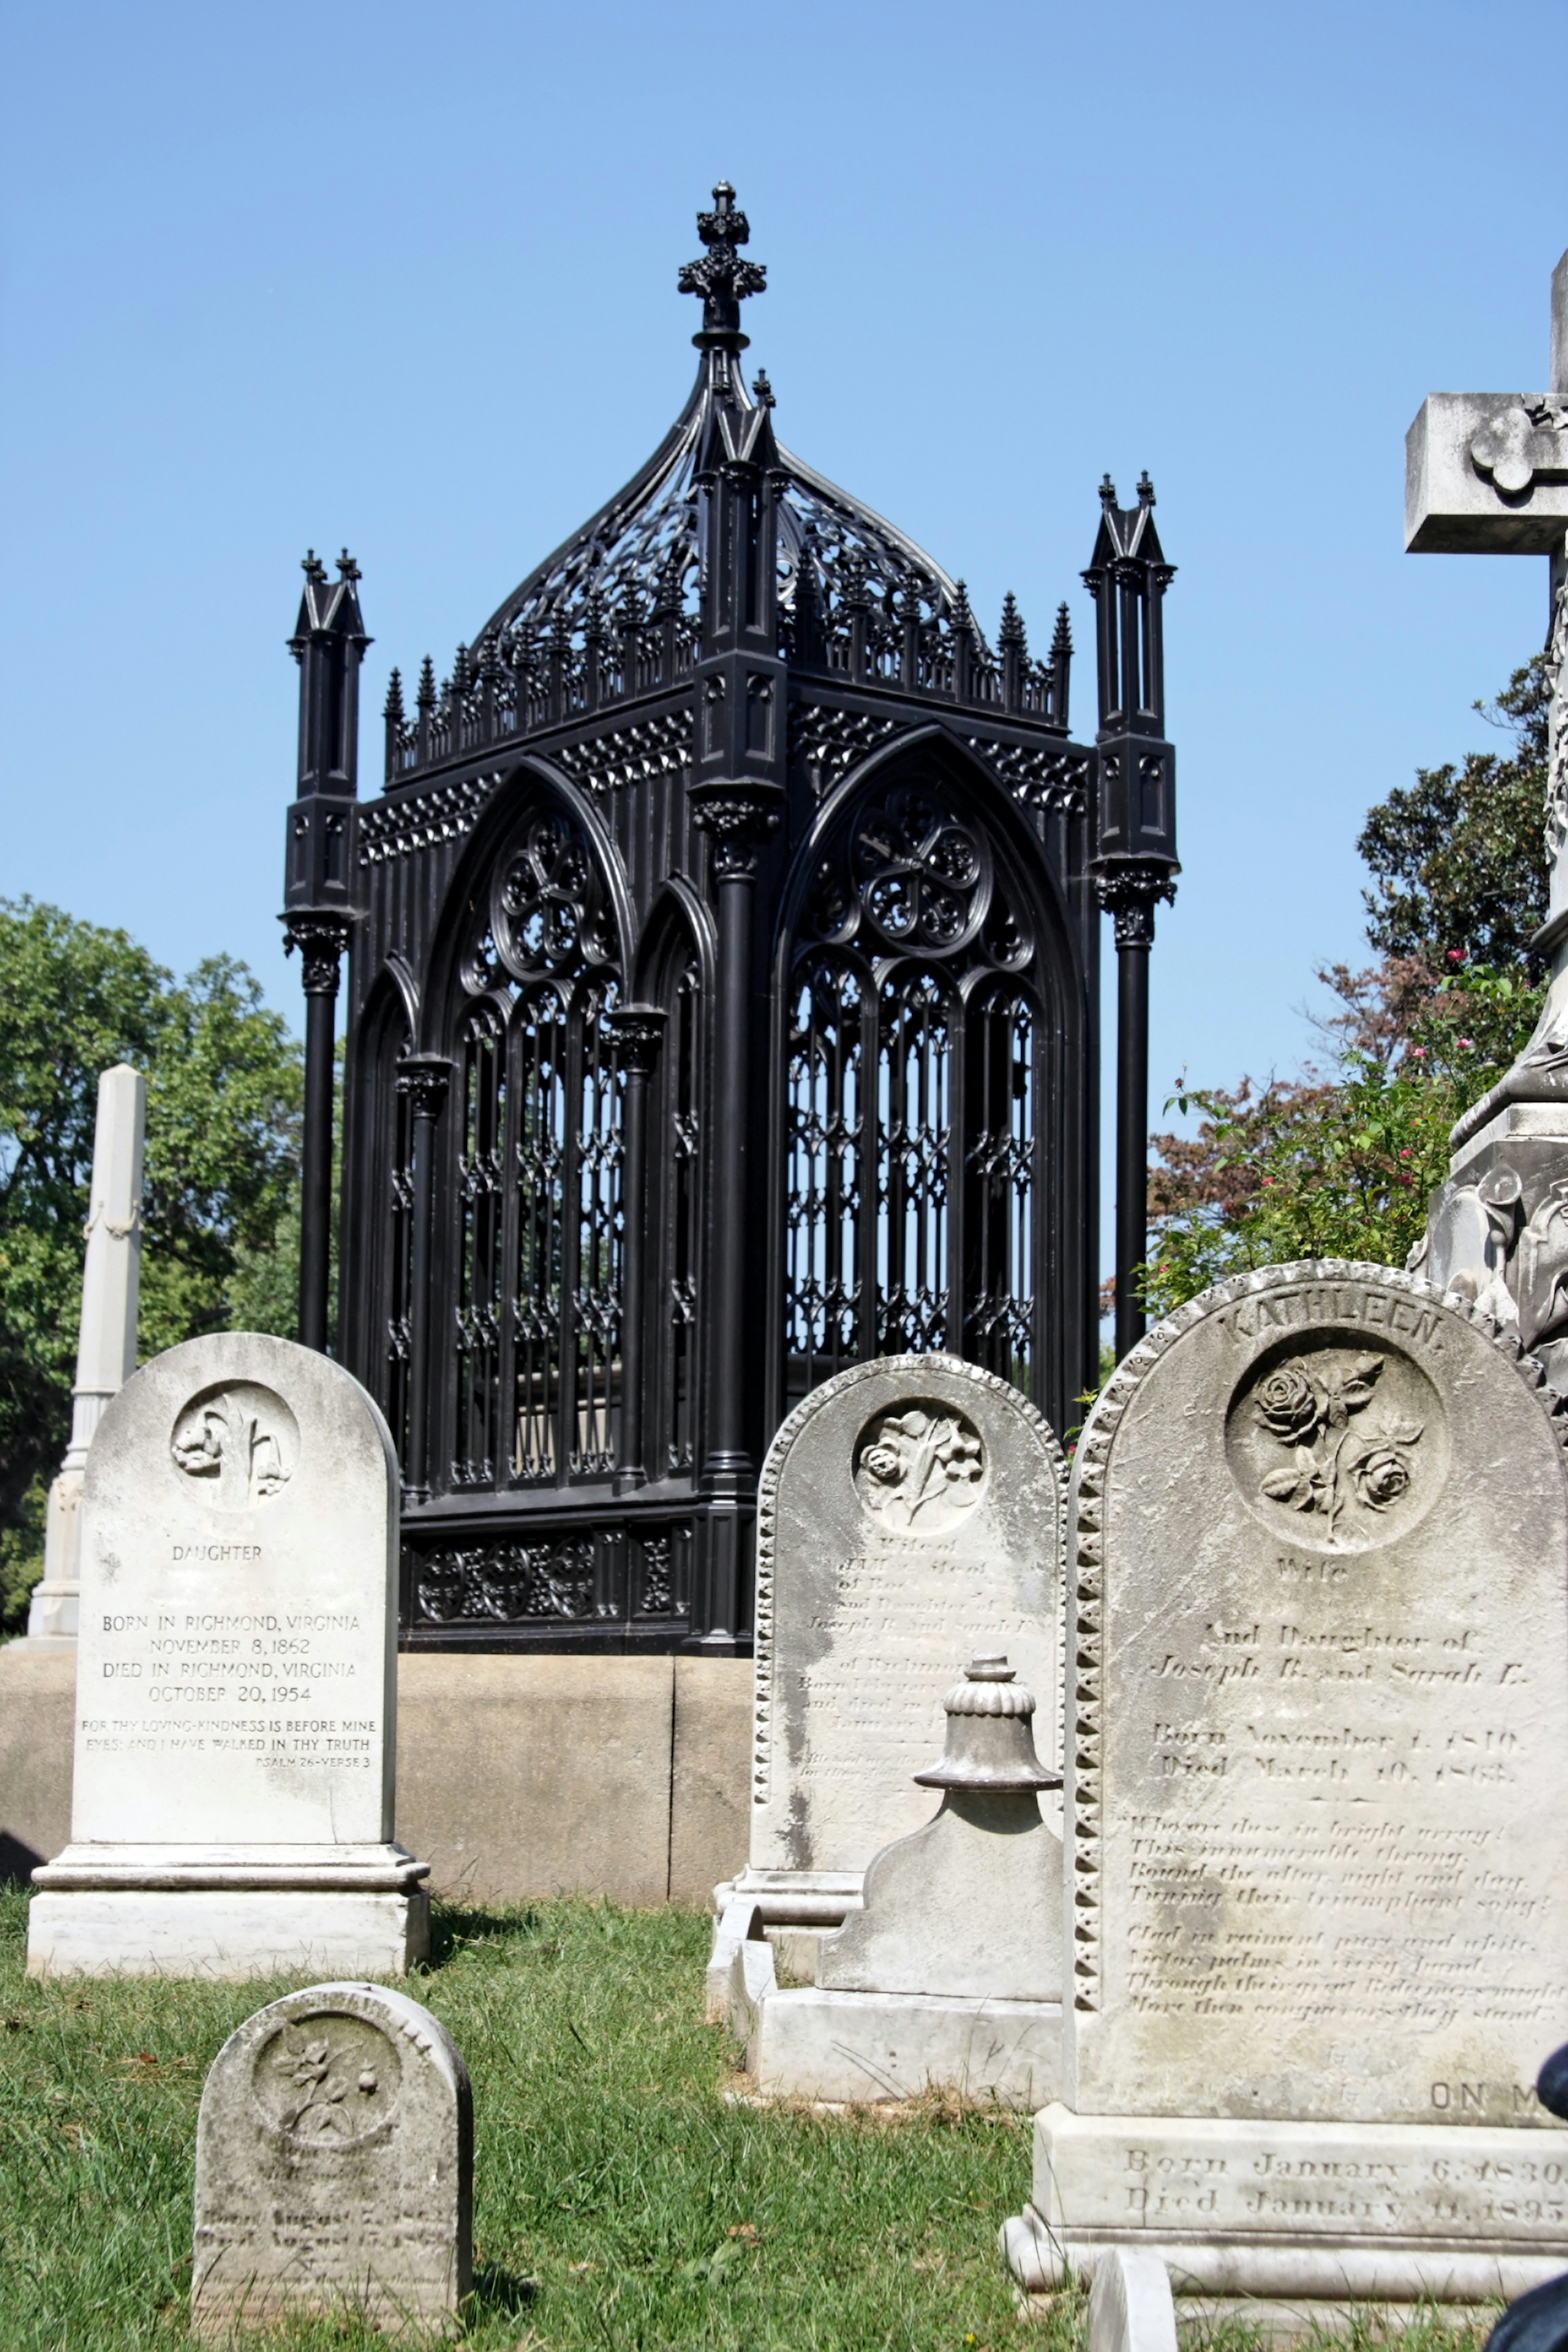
[
  {"xmin": 752, "ymin": 369, "xmax": 775, "ymax": 407},
  {"xmin": 678, "ymin": 180, "xmax": 767, "ymax": 350},
  {"xmin": 336, "ymin": 548, "xmax": 361, "ymax": 582},
  {"xmin": 301, "ymin": 548, "xmax": 328, "ymax": 584}
]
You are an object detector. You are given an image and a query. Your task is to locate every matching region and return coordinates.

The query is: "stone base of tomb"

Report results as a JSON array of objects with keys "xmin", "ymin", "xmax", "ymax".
[
  {"xmin": 726, "ymin": 1929, "xmax": 1061, "ymax": 2106},
  {"xmin": 26, "ymin": 1842, "xmax": 430, "ymax": 1978},
  {"xmin": 1000, "ymin": 2108, "xmax": 1568, "ymax": 2307}
]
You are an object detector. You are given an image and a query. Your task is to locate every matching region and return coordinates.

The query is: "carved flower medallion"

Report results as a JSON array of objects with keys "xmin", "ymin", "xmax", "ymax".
[
  {"xmin": 854, "ymin": 1402, "xmax": 986, "ymax": 1535},
  {"xmin": 1225, "ymin": 1336, "xmax": 1447, "ymax": 1555},
  {"xmin": 252, "ymin": 2013, "xmax": 401, "ymax": 2151}
]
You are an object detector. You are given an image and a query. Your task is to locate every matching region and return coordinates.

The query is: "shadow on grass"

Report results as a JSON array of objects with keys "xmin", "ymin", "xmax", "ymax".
[
  {"xmin": 467, "ymin": 2261, "xmax": 539, "ymax": 2320},
  {"xmin": 423, "ymin": 1900, "xmax": 546, "ymax": 1969}
]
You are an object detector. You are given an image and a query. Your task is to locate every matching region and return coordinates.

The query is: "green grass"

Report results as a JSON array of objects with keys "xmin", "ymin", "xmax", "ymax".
[
  {"xmin": 0, "ymin": 1885, "xmax": 1054, "ymax": 2350},
  {"xmin": 0, "ymin": 1886, "xmax": 1508, "ymax": 2350}
]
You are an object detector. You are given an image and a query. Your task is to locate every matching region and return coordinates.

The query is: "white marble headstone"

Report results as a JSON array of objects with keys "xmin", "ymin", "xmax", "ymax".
[
  {"xmin": 1067, "ymin": 1262, "xmax": 1568, "ymax": 2125},
  {"xmin": 192, "ymin": 1980, "xmax": 471, "ymax": 2339},
  {"xmin": 742, "ymin": 1354, "xmax": 1064, "ymax": 1910},
  {"xmin": 27, "ymin": 1331, "xmax": 428, "ymax": 1978}
]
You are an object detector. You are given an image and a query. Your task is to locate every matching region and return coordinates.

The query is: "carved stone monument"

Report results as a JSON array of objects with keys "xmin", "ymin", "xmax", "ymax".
[
  {"xmin": 27, "ymin": 1331, "xmax": 429, "ymax": 1977},
  {"xmin": 714, "ymin": 1354, "xmax": 1065, "ymax": 1947},
  {"xmin": 24, "ymin": 1063, "xmax": 145, "ymax": 1648},
  {"xmin": 736, "ymin": 1653, "xmax": 1066, "ymax": 2106},
  {"xmin": 1004, "ymin": 1262, "xmax": 1568, "ymax": 2307},
  {"xmin": 191, "ymin": 1980, "xmax": 471, "ymax": 2339},
  {"xmin": 1408, "ymin": 247, "xmax": 1568, "ymax": 1387}
]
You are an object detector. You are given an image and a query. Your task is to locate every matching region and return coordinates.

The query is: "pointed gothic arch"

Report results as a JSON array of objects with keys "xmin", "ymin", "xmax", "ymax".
[
  {"xmin": 769, "ymin": 733, "xmax": 1087, "ymax": 1428},
  {"xmin": 432, "ymin": 775, "xmax": 630, "ymax": 1497}
]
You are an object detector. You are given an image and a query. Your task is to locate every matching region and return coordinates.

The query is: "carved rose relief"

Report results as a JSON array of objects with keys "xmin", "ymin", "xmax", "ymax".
[
  {"xmin": 1227, "ymin": 1339, "xmax": 1445, "ymax": 1553},
  {"xmin": 855, "ymin": 1403, "xmax": 984, "ymax": 1533},
  {"xmin": 170, "ymin": 1382, "xmax": 298, "ymax": 1512},
  {"xmin": 253, "ymin": 2014, "xmax": 400, "ymax": 2150}
]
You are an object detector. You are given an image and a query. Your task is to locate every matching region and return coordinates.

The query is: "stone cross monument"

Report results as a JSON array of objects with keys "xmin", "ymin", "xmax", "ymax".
[
  {"xmin": 24, "ymin": 1064, "xmax": 146, "ymax": 1647},
  {"xmin": 1407, "ymin": 248, "xmax": 1568, "ymax": 1387}
]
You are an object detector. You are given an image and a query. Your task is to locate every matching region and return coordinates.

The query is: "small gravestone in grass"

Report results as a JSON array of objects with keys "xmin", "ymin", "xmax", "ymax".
[{"xmin": 192, "ymin": 1980, "xmax": 472, "ymax": 2341}]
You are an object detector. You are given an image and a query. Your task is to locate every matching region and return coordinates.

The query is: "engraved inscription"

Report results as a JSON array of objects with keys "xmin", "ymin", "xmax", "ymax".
[
  {"xmin": 1227, "ymin": 1340, "xmax": 1447, "ymax": 1553},
  {"xmin": 1056, "ymin": 2122, "xmax": 1568, "ymax": 2240},
  {"xmin": 854, "ymin": 1403, "xmax": 985, "ymax": 1534},
  {"xmin": 171, "ymin": 1383, "xmax": 299, "ymax": 1510}
]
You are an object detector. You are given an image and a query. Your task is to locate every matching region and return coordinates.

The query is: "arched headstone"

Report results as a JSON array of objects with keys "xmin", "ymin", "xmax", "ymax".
[{"xmin": 192, "ymin": 1980, "xmax": 471, "ymax": 2339}]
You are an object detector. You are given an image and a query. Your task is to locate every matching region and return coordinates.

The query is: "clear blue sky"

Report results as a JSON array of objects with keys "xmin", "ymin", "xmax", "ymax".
[{"xmin": 1, "ymin": 0, "xmax": 1559, "ymax": 1187}]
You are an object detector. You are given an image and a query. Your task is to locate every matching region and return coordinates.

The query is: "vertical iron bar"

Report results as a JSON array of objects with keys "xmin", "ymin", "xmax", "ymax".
[
  {"xmin": 283, "ymin": 915, "xmax": 352, "ymax": 1354},
  {"xmin": 609, "ymin": 1008, "xmax": 666, "ymax": 1492},
  {"xmin": 1113, "ymin": 909, "xmax": 1152, "ymax": 1362},
  {"xmin": 398, "ymin": 1058, "xmax": 450, "ymax": 1501},
  {"xmin": 302, "ymin": 989, "xmax": 336, "ymax": 1352},
  {"xmin": 689, "ymin": 783, "xmax": 781, "ymax": 1645}
]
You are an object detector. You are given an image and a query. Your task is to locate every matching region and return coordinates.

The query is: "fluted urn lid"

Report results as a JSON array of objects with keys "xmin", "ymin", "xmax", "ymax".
[{"xmin": 913, "ymin": 1654, "xmax": 1062, "ymax": 1793}]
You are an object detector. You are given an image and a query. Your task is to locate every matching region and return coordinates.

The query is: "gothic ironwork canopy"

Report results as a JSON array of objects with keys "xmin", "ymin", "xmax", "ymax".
[{"xmin": 281, "ymin": 183, "xmax": 1178, "ymax": 1653}]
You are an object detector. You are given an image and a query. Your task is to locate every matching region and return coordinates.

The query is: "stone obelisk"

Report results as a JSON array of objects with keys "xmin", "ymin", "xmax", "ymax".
[{"xmin": 23, "ymin": 1065, "xmax": 146, "ymax": 1647}]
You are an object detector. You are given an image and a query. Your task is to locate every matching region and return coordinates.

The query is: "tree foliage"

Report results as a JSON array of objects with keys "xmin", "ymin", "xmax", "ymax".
[
  {"xmin": 1357, "ymin": 655, "xmax": 1549, "ymax": 964},
  {"xmin": 1143, "ymin": 964, "xmax": 1542, "ymax": 1320},
  {"xmin": 1143, "ymin": 658, "xmax": 1550, "ymax": 1323},
  {"xmin": 0, "ymin": 900, "xmax": 301, "ymax": 1627}
]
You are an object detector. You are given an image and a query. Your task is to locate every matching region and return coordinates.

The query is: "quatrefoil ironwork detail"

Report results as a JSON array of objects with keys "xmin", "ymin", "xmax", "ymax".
[
  {"xmin": 852, "ymin": 786, "xmax": 987, "ymax": 951},
  {"xmin": 492, "ymin": 812, "xmax": 612, "ymax": 980}
]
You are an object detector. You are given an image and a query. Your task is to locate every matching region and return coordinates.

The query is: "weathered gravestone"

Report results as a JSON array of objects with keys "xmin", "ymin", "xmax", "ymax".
[
  {"xmin": 191, "ymin": 1980, "xmax": 471, "ymax": 2340},
  {"xmin": 28, "ymin": 1332, "xmax": 429, "ymax": 1978},
  {"xmin": 717, "ymin": 1354, "xmax": 1065, "ymax": 1944},
  {"xmin": 1003, "ymin": 1262, "xmax": 1568, "ymax": 2305}
]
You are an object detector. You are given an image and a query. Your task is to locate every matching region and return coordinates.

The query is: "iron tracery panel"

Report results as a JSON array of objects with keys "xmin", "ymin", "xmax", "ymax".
[
  {"xmin": 450, "ymin": 804, "xmax": 626, "ymax": 1492},
  {"xmin": 782, "ymin": 768, "xmax": 1047, "ymax": 1416}
]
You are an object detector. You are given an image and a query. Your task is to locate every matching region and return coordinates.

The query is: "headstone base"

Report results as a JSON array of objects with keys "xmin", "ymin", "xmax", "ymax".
[
  {"xmin": 1014, "ymin": 2294, "xmax": 1494, "ymax": 2343},
  {"xmin": 27, "ymin": 1842, "xmax": 429, "ymax": 1978},
  {"xmin": 1002, "ymin": 2108, "xmax": 1568, "ymax": 2304},
  {"xmin": 743, "ymin": 1976, "xmax": 1062, "ymax": 2108}
]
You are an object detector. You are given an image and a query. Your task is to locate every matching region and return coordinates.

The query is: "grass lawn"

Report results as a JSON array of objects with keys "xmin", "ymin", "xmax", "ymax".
[
  {"xmin": 0, "ymin": 1885, "xmax": 1506, "ymax": 2351},
  {"xmin": 0, "ymin": 1884, "xmax": 1061, "ymax": 2350}
]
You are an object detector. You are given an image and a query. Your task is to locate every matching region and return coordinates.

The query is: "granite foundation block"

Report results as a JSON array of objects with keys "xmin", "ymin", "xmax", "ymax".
[{"xmin": 2, "ymin": 1647, "xmax": 751, "ymax": 1909}]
